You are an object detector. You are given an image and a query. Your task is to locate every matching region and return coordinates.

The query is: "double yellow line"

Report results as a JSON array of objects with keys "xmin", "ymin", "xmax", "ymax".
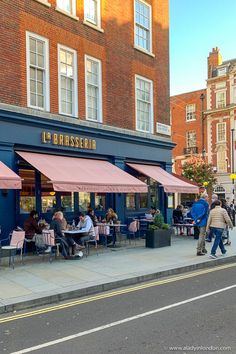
[{"xmin": 0, "ymin": 262, "xmax": 235, "ymax": 324}]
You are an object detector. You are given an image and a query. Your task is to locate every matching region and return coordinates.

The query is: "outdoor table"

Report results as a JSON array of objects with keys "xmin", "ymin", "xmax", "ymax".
[
  {"xmin": 96, "ymin": 223, "xmax": 127, "ymax": 246},
  {"xmin": 173, "ymin": 223, "xmax": 194, "ymax": 236}
]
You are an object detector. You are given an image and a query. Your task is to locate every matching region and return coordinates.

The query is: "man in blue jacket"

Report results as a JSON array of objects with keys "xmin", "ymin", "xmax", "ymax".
[{"xmin": 191, "ymin": 193, "xmax": 209, "ymax": 256}]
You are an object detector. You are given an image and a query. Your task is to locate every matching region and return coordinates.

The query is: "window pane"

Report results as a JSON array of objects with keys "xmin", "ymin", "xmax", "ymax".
[
  {"xmin": 78, "ymin": 192, "xmax": 90, "ymax": 212},
  {"xmin": 19, "ymin": 169, "xmax": 36, "ymax": 214},
  {"xmin": 95, "ymin": 193, "xmax": 106, "ymax": 211},
  {"xmin": 61, "ymin": 192, "xmax": 74, "ymax": 212},
  {"xmin": 139, "ymin": 193, "xmax": 148, "ymax": 208},
  {"xmin": 126, "ymin": 193, "xmax": 135, "ymax": 209},
  {"xmin": 41, "ymin": 174, "xmax": 56, "ymax": 213}
]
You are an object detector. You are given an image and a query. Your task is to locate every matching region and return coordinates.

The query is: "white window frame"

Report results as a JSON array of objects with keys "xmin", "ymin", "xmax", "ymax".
[
  {"xmin": 84, "ymin": 0, "xmax": 101, "ymax": 28},
  {"xmin": 134, "ymin": 0, "xmax": 152, "ymax": 54},
  {"xmin": 233, "ymin": 87, "xmax": 236, "ymax": 104},
  {"xmin": 217, "ymin": 67, "xmax": 227, "ymax": 76},
  {"xmin": 186, "ymin": 130, "xmax": 196, "ymax": 148},
  {"xmin": 186, "ymin": 104, "xmax": 196, "ymax": 121},
  {"xmin": 135, "ymin": 74, "xmax": 154, "ymax": 134},
  {"xmin": 85, "ymin": 55, "xmax": 103, "ymax": 123},
  {"xmin": 216, "ymin": 90, "xmax": 226, "ymax": 108},
  {"xmin": 216, "ymin": 122, "xmax": 226, "ymax": 142},
  {"xmin": 56, "ymin": 0, "xmax": 76, "ymax": 16},
  {"xmin": 58, "ymin": 44, "xmax": 78, "ymax": 118},
  {"xmin": 33, "ymin": 0, "xmax": 51, "ymax": 7},
  {"xmin": 26, "ymin": 31, "xmax": 50, "ymax": 111}
]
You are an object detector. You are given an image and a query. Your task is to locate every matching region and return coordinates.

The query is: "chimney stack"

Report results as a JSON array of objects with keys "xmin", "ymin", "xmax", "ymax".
[{"xmin": 207, "ymin": 47, "xmax": 222, "ymax": 78}]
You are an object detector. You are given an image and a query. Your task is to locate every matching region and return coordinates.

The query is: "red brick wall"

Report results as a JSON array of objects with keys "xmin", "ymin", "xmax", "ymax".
[
  {"xmin": 170, "ymin": 89, "xmax": 206, "ymax": 175},
  {"xmin": 0, "ymin": 0, "xmax": 169, "ymax": 132}
]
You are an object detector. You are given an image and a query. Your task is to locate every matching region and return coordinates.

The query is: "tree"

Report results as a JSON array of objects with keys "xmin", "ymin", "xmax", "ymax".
[{"xmin": 182, "ymin": 156, "xmax": 217, "ymax": 191}]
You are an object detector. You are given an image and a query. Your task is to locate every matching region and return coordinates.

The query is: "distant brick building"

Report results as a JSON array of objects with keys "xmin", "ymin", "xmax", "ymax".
[
  {"xmin": 0, "ymin": 0, "xmax": 178, "ymax": 235},
  {"xmin": 171, "ymin": 47, "xmax": 236, "ymax": 202}
]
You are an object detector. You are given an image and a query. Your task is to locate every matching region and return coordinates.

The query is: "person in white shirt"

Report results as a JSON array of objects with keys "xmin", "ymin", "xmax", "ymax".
[{"xmin": 76, "ymin": 212, "xmax": 95, "ymax": 248}]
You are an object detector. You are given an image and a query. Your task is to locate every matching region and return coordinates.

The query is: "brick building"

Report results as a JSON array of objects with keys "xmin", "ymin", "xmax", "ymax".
[
  {"xmin": 171, "ymin": 47, "xmax": 236, "ymax": 202},
  {"xmin": 2, "ymin": 0, "xmax": 196, "ymax": 235}
]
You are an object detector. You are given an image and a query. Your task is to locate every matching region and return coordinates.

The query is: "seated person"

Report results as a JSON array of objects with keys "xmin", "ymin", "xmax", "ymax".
[
  {"xmin": 50, "ymin": 211, "xmax": 79, "ymax": 258},
  {"xmin": 105, "ymin": 208, "xmax": 118, "ymax": 224},
  {"xmin": 76, "ymin": 212, "xmax": 96, "ymax": 248},
  {"xmin": 87, "ymin": 208, "xmax": 98, "ymax": 227},
  {"xmin": 173, "ymin": 205, "xmax": 184, "ymax": 224},
  {"xmin": 24, "ymin": 210, "xmax": 43, "ymax": 239}
]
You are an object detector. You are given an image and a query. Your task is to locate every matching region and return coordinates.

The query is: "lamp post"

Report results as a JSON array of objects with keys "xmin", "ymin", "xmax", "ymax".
[
  {"xmin": 231, "ymin": 128, "xmax": 235, "ymax": 225},
  {"xmin": 200, "ymin": 93, "xmax": 205, "ymax": 158}
]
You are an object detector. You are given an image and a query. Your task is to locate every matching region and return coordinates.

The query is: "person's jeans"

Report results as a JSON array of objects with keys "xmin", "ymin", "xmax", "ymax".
[
  {"xmin": 210, "ymin": 227, "xmax": 226, "ymax": 255},
  {"xmin": 197, "ymin": 226, "xmax": 206, "ymax": 253},
  {"xmin": 206, "ymin": 227, "xmax": 214, "ymax": 241}
]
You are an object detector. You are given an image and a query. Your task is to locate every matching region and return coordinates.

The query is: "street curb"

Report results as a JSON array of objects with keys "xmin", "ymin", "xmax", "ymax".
[{"xmin": 1, "ymin": 255, "xmax": 236, "ymax": 314}]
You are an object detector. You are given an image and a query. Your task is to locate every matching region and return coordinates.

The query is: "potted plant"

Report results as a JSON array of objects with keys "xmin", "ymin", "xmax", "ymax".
[{"xmin": 145, "ymin": 213, "xmax": 172, "ymax": 248}]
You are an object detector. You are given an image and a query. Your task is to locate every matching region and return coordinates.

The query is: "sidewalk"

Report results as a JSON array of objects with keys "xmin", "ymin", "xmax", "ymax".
[{"xmin": 0, "ymin": 230, "xmax": 236, "ymax": 314}]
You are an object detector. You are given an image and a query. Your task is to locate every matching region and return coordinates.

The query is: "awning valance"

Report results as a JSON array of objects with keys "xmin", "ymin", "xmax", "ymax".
[
  {"xmin": 127, "ymin": 163, "xmax": 199, "ymax": 193},
  {"xmin": 16, "ymin": 152, "xmax": 148, "ymax": 193},
  {"xmin": 0, "ymin": 161, "xmax": 22, "ymax": 189}
]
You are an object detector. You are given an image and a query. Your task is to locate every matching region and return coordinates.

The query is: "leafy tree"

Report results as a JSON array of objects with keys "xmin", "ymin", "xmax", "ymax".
[{"xmin": 182, "ymin": 156, "xmax": 217, "ymax": 191}]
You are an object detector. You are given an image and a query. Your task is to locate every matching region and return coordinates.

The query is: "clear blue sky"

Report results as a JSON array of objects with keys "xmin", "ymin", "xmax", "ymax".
[{"xmin": 170, "ymin": 0, "xmax": 236, "ymax": 96}]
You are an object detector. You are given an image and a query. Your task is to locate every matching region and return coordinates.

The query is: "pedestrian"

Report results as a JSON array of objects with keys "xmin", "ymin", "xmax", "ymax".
[
  {"xmin": 191, "ymin": 193, "xmax": 209, "ymax": 256},
  {"xmin": 206, "ymin": 200, "xmax": 233, "ymax": 259},
  {"xmin": 221, "ymin": 198, "xmax": 233, "ymax": 246},
  {"xmin": 205, "ymin": 194, "xmax": 218, "ymax": 242}
]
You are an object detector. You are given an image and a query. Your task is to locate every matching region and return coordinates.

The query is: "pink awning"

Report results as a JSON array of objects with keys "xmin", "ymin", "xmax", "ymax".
[
  {"xmin": 0, "ymin": 161, "xmax": 22, "ymax": 189},
  {"xmin": 127, "ymin": 163, "xmax": 199, "ymax": 193},
  {"xmin": 16, "ymin": 152, "xmax": 148, "ymax": 193}
]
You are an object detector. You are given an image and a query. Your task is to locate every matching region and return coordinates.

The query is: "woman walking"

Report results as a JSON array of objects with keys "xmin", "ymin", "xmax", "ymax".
[{"xmin": 206, "ymin": 200, "xmax": 233, "ymax": 259}]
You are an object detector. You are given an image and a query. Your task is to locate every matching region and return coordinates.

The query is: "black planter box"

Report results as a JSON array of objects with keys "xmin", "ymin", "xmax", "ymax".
[{"xmin": 145, "ymin": 229, "xmax": 172, "ymax": 248}]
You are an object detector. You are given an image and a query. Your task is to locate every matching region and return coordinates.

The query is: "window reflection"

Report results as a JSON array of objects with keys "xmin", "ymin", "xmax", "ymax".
[
  {"xmin": 19, "ymin": 169, "xmax": 36, "ymax": 213},
  {"xmin": 79, "ymin": 192, "xmax": 90, "ymax": 212},
  {"xmin": 150, "ymin": 177, "xmax": 158, "ymax": 208},
  {"xmin": 95, "ymin": 193, "xmax": 106, "ymax": 210},
  {"xmin": 61, "ymin": 192, "xmax": 74, "ymax": 212},
  {"xmin": 41, "ymin": 174, "xmax": 56, "ymax": 213},
  {"xmin": 126, "ymin": 193, "xmax": 135, "ymax": 209}
]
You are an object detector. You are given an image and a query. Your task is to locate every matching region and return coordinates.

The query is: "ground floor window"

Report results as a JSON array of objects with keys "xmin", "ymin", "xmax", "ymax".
[
  {"xmin": 149, "ymin": 178, "xmax": 158, "ymax": 208},
  {"xmin": 95, "ymin": 193, "xmax": 106, "ymax": 211},
  {"xmin": 78, "ymin": 192, "xmax": 90, "ymax": 212},
  {"xmin": 19, "ymin": 169, "xmax": 36, "ymax": 213},
  {"xmin": 126, "ymin": 193, "xmax": 136, "ymax": 209},
  {"xmin": 41, "ymin": 174, "xmax": 56, "ymax": 213},
  {"xmin": 61, "ymin": 192, "xmax": 74, "ymax": 212}
]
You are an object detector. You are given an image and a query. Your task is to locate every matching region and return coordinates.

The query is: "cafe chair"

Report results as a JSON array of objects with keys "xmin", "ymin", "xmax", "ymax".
[
  {"xmin": 127, "ymin": 220, "xmax": 139, "ymax": 245},
  {"xmin": 0, "ymin": 230, "xmax": 25, "ymax": 269},
  {"xmin": 35, "ymin": 230, "xmax": 59, "ymax": 263},
  {"xmin": 84, "ymin": 227, "xmax": 99, "ymax": 257}
]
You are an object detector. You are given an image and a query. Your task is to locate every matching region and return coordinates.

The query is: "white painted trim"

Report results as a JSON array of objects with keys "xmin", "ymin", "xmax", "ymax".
[
  {"xmin": 83, "ymin": 20, "xmax": 104, "ymax": 33},
  {"xmin": 135, "ymin": 74, "xmax": 154, "ymax": 134},
  {"xmin": 26, "ymin": 31, "xmax": 50, "ymax": 112},
  {"xmin": 85, "ymin": 55, "xmax": 103, "ymax": 123},
  {"xmin": 57, "ymin": 44, "xmax": 78, "ymax": 118},
  {"xmin": 84, "ymin": 0, "xmax": 101, "ymax": 28},
  {"xmin": 33, "ymin": 0, "xmax": 51, "ymax": 7},
  {"xmin": 134, "ymin": 0, "xmax": 153, "ymax": 54},
  {"xmin": 56, "ymin": 0, "xmax": 78, "ymax": 19}
]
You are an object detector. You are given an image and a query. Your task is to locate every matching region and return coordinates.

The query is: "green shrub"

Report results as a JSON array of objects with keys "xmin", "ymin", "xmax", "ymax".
[{"xmin": 149, "ymin": 213, "xmax": 170, "ymax": 230}]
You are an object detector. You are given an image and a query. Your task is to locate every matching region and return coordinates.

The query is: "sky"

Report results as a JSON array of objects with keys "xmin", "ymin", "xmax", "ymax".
[{"xmin": 169, "ymin": 0, "xmax": 236, "ymax": 96}]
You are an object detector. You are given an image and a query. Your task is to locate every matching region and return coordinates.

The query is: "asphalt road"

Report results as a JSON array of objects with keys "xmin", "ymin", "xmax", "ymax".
[{"xmin": 1, "ymin": 263, "xmax": 236, "ymax": 354}]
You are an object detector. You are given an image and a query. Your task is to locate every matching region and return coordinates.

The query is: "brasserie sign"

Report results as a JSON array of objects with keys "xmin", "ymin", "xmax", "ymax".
[{"xmin": 41, "ymin": 131, "xmax": 96, "ymax": 150}]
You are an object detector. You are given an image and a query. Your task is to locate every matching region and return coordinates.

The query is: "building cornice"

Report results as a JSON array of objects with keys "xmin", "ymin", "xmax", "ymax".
[{"xmin": 204, "ymin": 104, "xmax": 236, "ymax": 115}]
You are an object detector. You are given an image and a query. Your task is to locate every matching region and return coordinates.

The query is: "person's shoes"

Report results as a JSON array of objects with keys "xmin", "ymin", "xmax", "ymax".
[
  {"xmin": 74, "ymin": 251, "xmax": 84, "ymax": 258},
  {"xmin": 221, "ymin": 250, "xmax": 227, "ymax": 256},
  {"xmin": 202, "ymin": 249, "xmax": 208, "ymax": 254},
  {"xmin": 180, "ymin": 232, "xmax": 184, "ymax": 235},
  {"xmin": 44, "ymin": 246, "xmax": 52, "ymax": 253},
  {"xmin": 224, "ymin": 241, "xmax": 231, "ymax": 246},
  {"xmin": 197, "ymin": 252, "xmax": 205, "ymax": 256},
  {"xmin": 205, "ymin": 238, "xmax": 212, "ymax": 242},
  {"xmin": 209, "ymin": 254, "xmax": 217, "ymax": 259}
]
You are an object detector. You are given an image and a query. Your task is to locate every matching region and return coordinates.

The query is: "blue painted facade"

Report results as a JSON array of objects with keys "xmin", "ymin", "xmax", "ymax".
[{"xmin": 0, "ymin": 107, "xmax": 175, "ymax": 238}]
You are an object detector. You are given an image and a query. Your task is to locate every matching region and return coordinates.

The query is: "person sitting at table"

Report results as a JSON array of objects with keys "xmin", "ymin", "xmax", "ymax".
[
  {"xmin": 50, "ymin": 211, "xmax": 79, "ymax": 259},
  {"xmin": 105, "ymin": 208, "xmax": 118, "ymax": 224},
  {"xmin": 173, "ymin": 205, "xmax": 184, "ymax": 235},
  {"xmin": 24, "ymin": 210, "xmax": 43, "ymax": 240},
  {"xmin": 75, "ymin": 212, "xmax": 96, "ymax": 248},
  {"xmin": 53, "ymin": 208, "xmax": 68, "ymax": 230},
  {"xmin": 87, "ymin": 208, "xmax": 98, "ymax": 227}
]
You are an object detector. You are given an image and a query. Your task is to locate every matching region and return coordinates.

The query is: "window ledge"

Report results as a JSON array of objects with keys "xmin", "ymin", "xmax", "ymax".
[
  {"xmin": 83, "ymin": 20, "xmax": 104, "ymax": 33},
  {"xmin": 134, "ymin": 46, "xmax": 155, "ymax": 58},
  {"xmin": 33, "ymin": 0, "xmax": 51, "ymax": 7},
  {"xmin": 55, "ymin": 7, "xmax": 79, "ymax": 21}
]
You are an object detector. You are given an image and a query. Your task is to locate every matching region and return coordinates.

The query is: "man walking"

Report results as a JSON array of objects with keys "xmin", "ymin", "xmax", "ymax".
[{"xmin": 191, "ymin": 193, "xmax": 209, "ymax": 256}]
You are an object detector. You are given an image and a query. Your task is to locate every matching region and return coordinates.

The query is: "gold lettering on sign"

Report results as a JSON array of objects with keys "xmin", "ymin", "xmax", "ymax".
[{"xmin": 41, "ymin": 131, "xmax": 97, "ymax": 150}]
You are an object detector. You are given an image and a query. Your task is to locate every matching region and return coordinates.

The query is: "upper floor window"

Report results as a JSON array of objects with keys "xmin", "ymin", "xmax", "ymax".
[
  {"xmin": 135, "ymin": 75, "xmax": 153, "ymax": 133},
  {"xmin": 85, "ymin": 55, "xmax": 102, "ymax": 122},
  {"xmin": 233, "ymin": 87, "xmax": 236, "ymax": 104},
  {"xmin": 186, "ymin": 104, "xmax": 196, "ymax": 121},
  {"xmin": 58, "ymin": 45, "xmax": 78, "ymax": 117},
  {"xmin": 186, "ymin": 131, "xmax": 196, "ymax": 147},
  {"xmin": 135, "ymin": 0, "xmax": 152, "ymax": 53},
  {"xmin": 217, "ymin": 67, "xmax": 227, "ymax": 76},
  {"xmin": 84, "ymin": 0, "xmax": 101, "ymax": 27},
  {"xmin": 26, "ymin": 32, "xmax": 49, "ymax": 111},
  {"xmin": 217, "ymin": 122, "xmax": 226, "ymax": 142},
  {"xmin": 216, "ymin": 91, "xmax": 226, "ymax": 108},
  {"xmin": 57, "ymin": 0, "xmax": 76, "ymax": 16}
]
